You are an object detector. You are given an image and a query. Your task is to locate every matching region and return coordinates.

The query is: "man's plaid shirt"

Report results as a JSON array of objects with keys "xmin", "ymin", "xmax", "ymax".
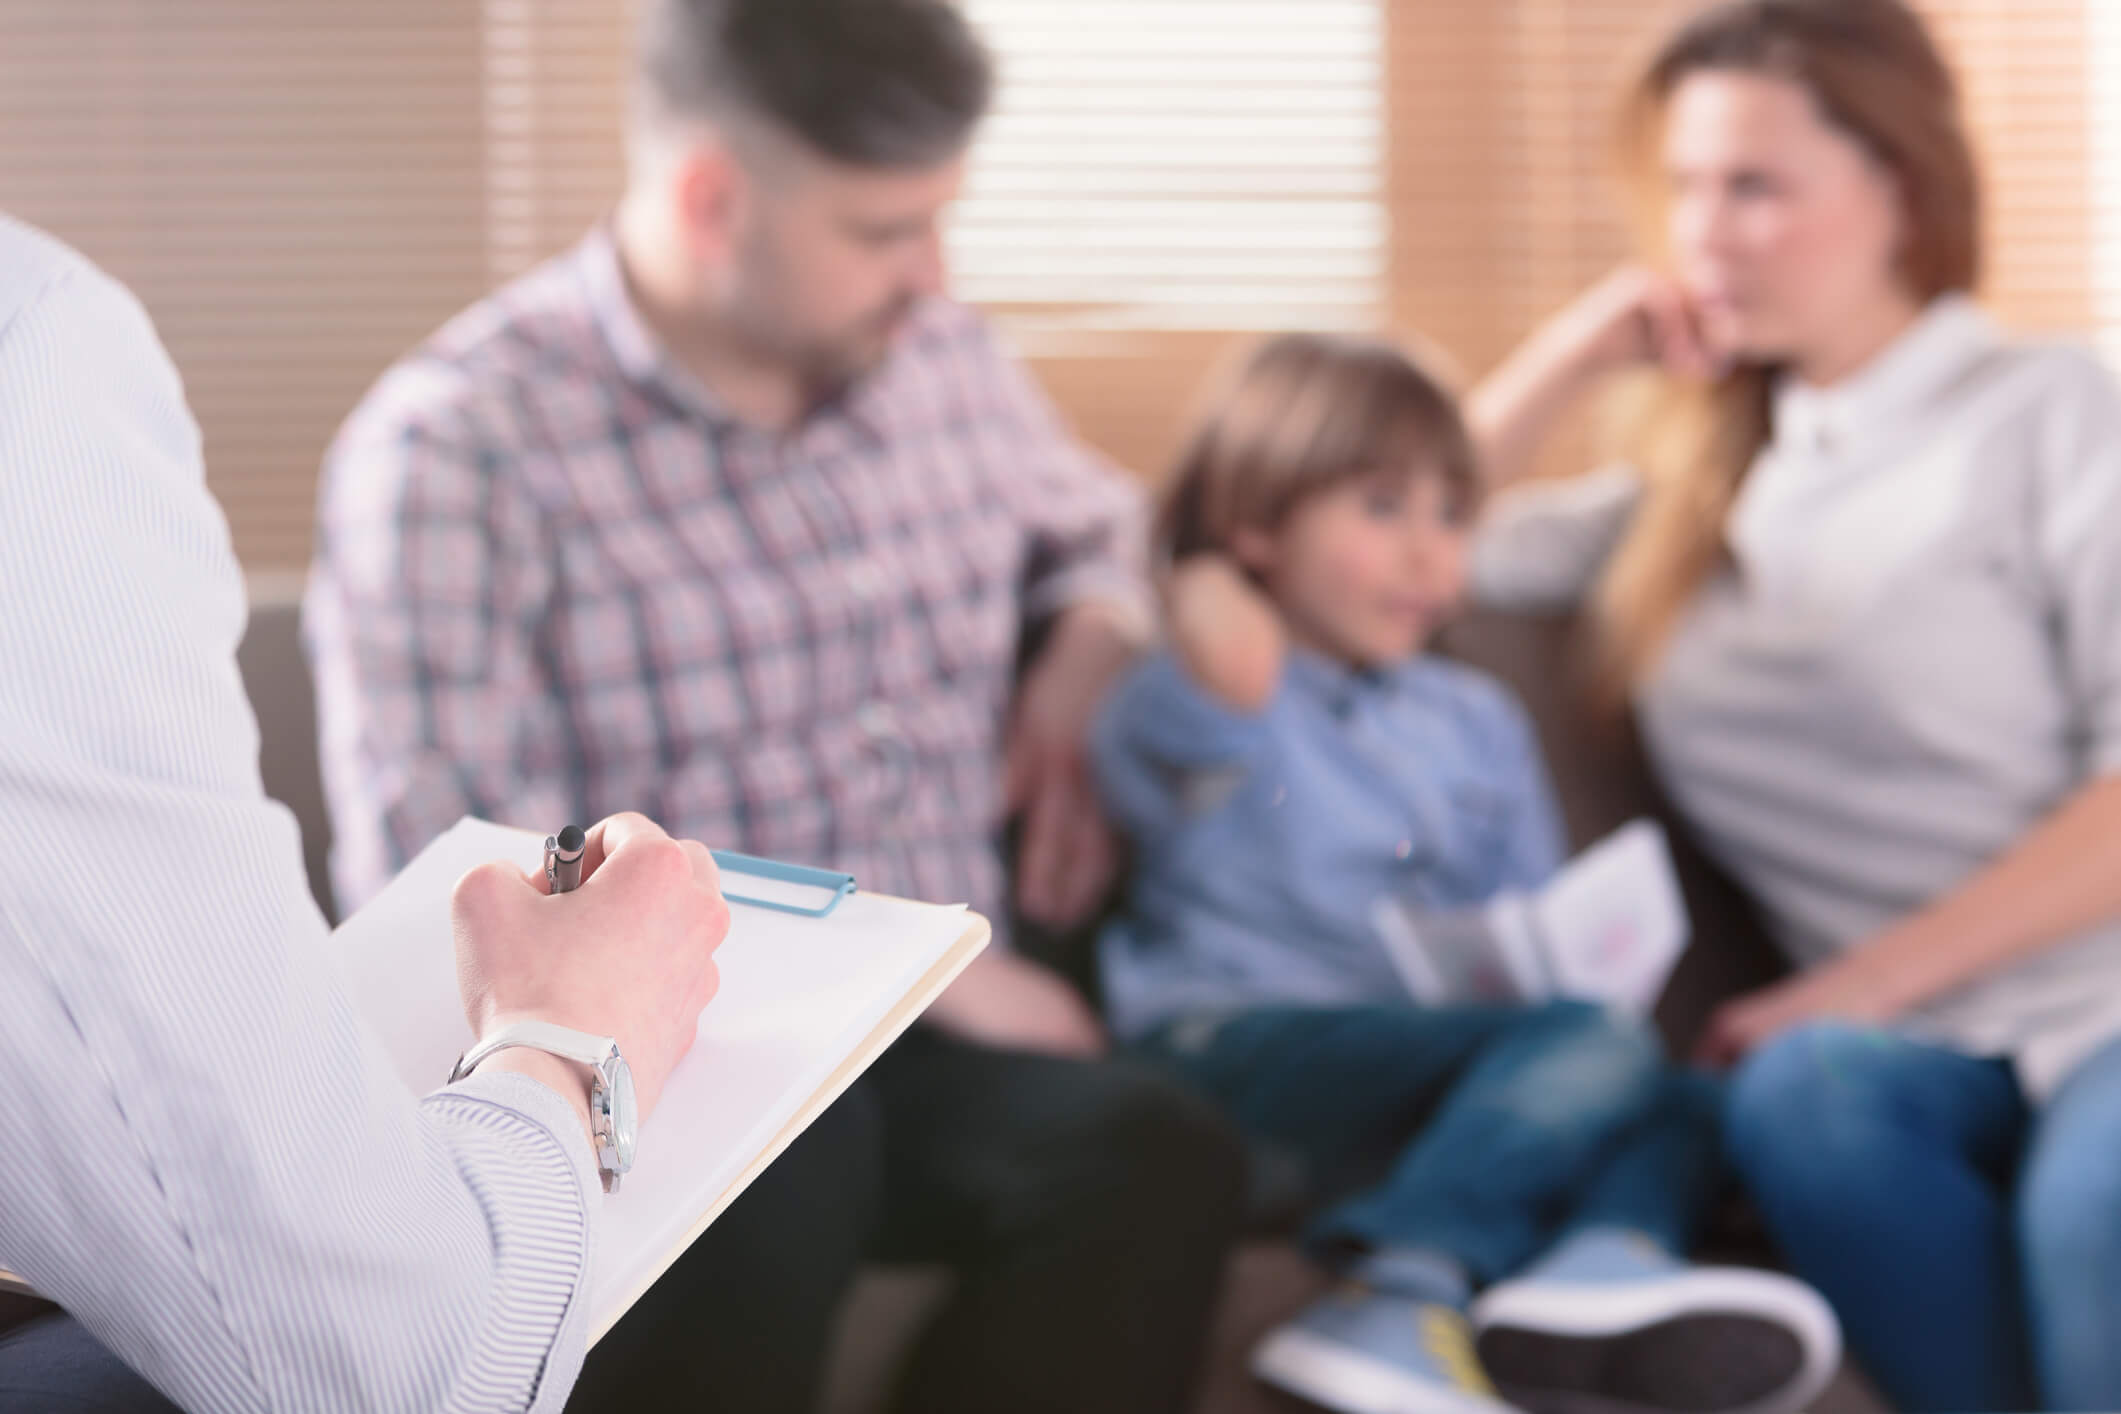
[{"xmin": 306, "ymin": 228, "xmax": 1148, "ymax": 929}]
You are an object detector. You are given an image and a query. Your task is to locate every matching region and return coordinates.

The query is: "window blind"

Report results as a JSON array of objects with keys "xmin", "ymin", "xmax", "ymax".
[
  {"xmin": 948, "ymin": 0, "xmax": 1387, "ymax": 336},
  {"xmin": 480, "ymin": 0, "xmax": 631, "ymax": 285},
  {"xmin": 0, "ymin": 0, "xmax": 491, "ymax": 569},
  {"xmin": 2085, "ymin": 0, "xmax": 2121, "ymax": 366},
  {"xmin": 0, "ymin": 0, "xmax": 2107, "ymax": 563}
]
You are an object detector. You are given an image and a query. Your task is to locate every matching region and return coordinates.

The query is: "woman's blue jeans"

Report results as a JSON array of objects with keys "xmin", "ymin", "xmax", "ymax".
[{"xmin": 1726, "ymin": 1020, "xmax": 2121, "ymax": 1412}]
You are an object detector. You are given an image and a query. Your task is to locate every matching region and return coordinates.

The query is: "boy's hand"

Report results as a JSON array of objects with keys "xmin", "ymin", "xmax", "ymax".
[{"xmin": 1165, "ymin": 556, "xmax": 1285, "ymax": 712}]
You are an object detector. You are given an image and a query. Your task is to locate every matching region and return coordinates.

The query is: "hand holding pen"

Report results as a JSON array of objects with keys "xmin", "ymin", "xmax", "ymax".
[{"xmin": 453, "ymin": 814, "xmax": 730, "ymax": 1121}]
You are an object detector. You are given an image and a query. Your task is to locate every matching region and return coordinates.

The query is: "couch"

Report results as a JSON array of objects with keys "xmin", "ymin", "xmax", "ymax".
[{"xmin": 232, "ymin": 583, "xmax": 1885, "ymax": 1414}]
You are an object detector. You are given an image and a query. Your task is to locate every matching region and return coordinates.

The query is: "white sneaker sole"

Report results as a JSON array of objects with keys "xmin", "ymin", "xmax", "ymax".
[
  {"xmin": 1470, "ymin": 1266, "xmax": 1839, "ymax": 1414},
  {"xmin": 1252, "ymin": 1325, "xmax": 1515, "ymax": 1414}
]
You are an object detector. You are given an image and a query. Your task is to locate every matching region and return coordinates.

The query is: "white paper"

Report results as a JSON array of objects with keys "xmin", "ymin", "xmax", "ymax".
[
  {"xmin": 1372, "ymin": 819, "xmax": 1688, "ymax": 1015},
  {"xmin": 326, "ymin": 818, "xmax": 981, "ymax": 1340},
  {"xmin": 1514, "ymin": 818, "xmax": 1689, "ymax": 1015}
]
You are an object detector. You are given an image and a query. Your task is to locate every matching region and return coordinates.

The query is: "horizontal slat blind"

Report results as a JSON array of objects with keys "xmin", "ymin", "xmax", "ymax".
[
  {"xmin": 950, "ymin": 0, "xmax": 1388, "ymax": 334},
  {"xmin": 0, "ymin": 1, "xmax": 2110, "ymax": 560},
  {"xmin": 480, "ymin": 0, "xmax": 631, "ymax": 284},
  {"xmin": 2088, "ymin": 0, "xmax": 2121, "ymax": 366},
  {"xmin": 0, "ymin": 0, "xmax": 490, "ymax": 569},
  {"xmin": 1925, "ymin": 1, "xmax": 2096, "ymax": 337}
]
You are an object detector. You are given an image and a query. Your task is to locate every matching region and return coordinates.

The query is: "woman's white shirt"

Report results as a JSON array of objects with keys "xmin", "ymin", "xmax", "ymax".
[{"xmin": 1473, "ymin": 296, "xmax": 2121, "ymax": 1097}]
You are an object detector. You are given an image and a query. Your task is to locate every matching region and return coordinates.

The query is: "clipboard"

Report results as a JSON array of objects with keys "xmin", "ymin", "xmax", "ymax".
[
  {"xmin": 3, "ymin": 833, "xmax": 985, "ymax": 1338},
  {"xmin": 330, "ymin": 818, "xmax": 989, "ymax": 1345}
]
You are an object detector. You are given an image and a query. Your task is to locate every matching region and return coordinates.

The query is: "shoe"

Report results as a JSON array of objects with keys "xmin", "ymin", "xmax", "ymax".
[
  {"xmin": 1469, "ymin": 1229, "xmax": 1840, "ymax": 1414},
  {"xmin": 1254, "ymin": 1268, "xmax": 1519, "ymax": 1414}
]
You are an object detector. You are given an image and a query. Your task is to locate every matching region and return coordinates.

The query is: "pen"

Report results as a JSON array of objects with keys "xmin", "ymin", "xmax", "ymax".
[{"xmin": 545, "ymin": 824, "xmax": 586, "ymax": 894}]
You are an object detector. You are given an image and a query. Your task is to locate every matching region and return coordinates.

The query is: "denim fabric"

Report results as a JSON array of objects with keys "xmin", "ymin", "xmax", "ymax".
[
  {"xmin": 0, "ymin": 1314, "xmax": 182, "ymax": 1414},
  {"xmin": 1138, "ymin": 1001, "xmax": 1721, "ymax": 1284},
  {"xmin": 1726, "ymin": 1020, "xmax": 2121, "ymax": 1412}
]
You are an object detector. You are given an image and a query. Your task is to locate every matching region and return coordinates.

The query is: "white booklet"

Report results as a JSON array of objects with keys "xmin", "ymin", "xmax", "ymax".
[
  {"xmin": 327, "ymin": 817, "xmax": 989, "ymax": 1343},
  {"xmin": 1371, "ymin": 819, "xmax": 1688, "ymax": 1016}
]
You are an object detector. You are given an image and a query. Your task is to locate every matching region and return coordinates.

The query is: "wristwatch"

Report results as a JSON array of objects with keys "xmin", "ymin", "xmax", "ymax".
[{"xmin": 451, "ymin": 1021, "xmax": 638, "ymax": 1194}]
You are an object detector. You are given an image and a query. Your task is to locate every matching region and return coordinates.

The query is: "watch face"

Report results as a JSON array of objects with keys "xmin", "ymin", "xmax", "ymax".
[{"xmin": 608, "ymin": 1054, "xmax": 638, "ymax": 1172}]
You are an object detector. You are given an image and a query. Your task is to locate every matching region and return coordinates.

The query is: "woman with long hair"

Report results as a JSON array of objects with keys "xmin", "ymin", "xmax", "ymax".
[{"xmin": 1470, "ymin": 1, "xmax": 2121, "ymax": 1408}]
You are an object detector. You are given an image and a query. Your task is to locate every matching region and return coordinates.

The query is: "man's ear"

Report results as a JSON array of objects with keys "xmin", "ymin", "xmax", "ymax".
[
  {"xmin": 673, "ymin": 141, "xmax": 746, "ymax": 267},
  {"xmin": 1230, "ymin": 524, "xmax": 1279, "ymax": 576}
]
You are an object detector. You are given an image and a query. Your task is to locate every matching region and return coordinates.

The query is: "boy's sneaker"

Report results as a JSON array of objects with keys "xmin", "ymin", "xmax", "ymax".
[
  {"xmin": 1254, "ymin": 1252, "xmax": 1519, "ymax": 1414},
  {"xmin": 1469, "ymin": 1229, "xmax": 1840, "ymax": 1414}
]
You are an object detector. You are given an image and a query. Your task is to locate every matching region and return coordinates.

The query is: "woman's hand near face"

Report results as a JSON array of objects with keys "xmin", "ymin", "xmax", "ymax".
[
  {"xmin": 1551, "ymin": 267, "xmax": 1726, "ymax": 383},
  {"xmin": 1468, "ymin": 267, "xmax": 1726, "ymax": 491}
]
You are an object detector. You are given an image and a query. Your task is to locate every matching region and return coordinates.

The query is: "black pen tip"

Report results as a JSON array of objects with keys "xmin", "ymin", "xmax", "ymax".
[{"xmin": 556, "ymin": 824, "xmax": 586, "ymax": 855}]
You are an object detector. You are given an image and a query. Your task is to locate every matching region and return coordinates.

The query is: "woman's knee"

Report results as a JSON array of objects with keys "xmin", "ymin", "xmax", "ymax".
[
  {"xmin": 1724, "ymin": 1020, "xmax": 1890, "ymax": 1177},
  {"xmin": 2017, "ymin": 1066, "xmax": 2121, "ymax": 1297},
  {"xmin": 2018, "ymin": 1151, "xmax": 2121, "ymax": 1295},
  {"xmin": 2018, "ymin": 1103, "xmax": 2121, "ymax": 1407}
]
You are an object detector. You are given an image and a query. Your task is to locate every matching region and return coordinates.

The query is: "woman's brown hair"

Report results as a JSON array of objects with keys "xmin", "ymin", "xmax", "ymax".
[
  {"xmin": 1157, "ymin": 332, "xmax": 1478, "ymax": 564},
  {"xmin": 1598, "ymin": 0, "xmax": 1980, "ymax": 682}
]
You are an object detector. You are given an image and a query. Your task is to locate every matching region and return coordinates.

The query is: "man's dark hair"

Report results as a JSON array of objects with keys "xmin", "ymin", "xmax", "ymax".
[{"xmin": 639, "ymin": 0, "xmax": 993, "ymax": 168}]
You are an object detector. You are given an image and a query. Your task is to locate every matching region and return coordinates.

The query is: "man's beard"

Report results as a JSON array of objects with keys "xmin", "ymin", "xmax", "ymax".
[{"xmin": 790, "ymin": 293, "xmax": 922, "ymax": 398}]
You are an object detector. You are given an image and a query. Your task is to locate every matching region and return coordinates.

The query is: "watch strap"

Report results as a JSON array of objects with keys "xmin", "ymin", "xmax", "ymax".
[{"xmin": 450, "ymin": 1020, "xmax": 618, "ymax": 1083}]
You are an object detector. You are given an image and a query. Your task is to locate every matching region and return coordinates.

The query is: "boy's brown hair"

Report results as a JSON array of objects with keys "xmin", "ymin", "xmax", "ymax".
[{"xmin": 1156, "ymin": 332, "xmax": 1479, "ymax": 564}]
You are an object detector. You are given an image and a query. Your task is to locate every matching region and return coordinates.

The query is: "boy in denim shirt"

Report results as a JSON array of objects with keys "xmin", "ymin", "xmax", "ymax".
[{"xmin": 1093, "ymin": 334, "xmax": 1835, "ymax": 1414}]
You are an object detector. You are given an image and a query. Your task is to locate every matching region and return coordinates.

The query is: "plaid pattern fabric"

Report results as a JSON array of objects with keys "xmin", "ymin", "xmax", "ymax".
[{"xmin": 307, "ymin": 228, "xmax": 1148, "ymax": 932}]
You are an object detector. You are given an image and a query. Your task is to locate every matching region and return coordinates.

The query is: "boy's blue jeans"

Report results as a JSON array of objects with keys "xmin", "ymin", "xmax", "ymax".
[
  {"xmin": 1136, "ymin": 1000, "xmax": 1723, "ymax": 1285},
  {"xmin": 1726, "ymin": 1021, "xmax": 2121, "ymax": 1413}
]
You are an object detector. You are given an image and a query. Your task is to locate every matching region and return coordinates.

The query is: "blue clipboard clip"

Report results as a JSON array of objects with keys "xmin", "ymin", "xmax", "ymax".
[{"xmin": 710, "ymin": 850, "xmax": 858, "ymax": 918}]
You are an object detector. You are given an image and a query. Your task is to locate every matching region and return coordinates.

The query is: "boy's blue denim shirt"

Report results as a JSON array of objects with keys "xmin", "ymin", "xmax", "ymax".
[{"xmin": 1092, "ymin": 646, "xmax": 1567, "ymax": 1041}]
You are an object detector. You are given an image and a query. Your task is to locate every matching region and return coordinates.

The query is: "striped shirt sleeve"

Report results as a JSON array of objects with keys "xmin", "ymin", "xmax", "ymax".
[{"xmin": 0, "ymin": 215, "xmax": 599, "ymax": 1414}]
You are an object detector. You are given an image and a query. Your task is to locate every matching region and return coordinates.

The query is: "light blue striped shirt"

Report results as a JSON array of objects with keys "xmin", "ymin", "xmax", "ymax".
[{"xmin": 0, "ymin": 214, "xmax": 600, "ymax": 1410}]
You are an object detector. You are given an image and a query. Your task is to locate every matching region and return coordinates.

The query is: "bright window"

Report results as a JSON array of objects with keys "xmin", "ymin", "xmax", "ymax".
[{"xmin": 948, "ymin": 0, "xmax": 1387, "ymax": 334}]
